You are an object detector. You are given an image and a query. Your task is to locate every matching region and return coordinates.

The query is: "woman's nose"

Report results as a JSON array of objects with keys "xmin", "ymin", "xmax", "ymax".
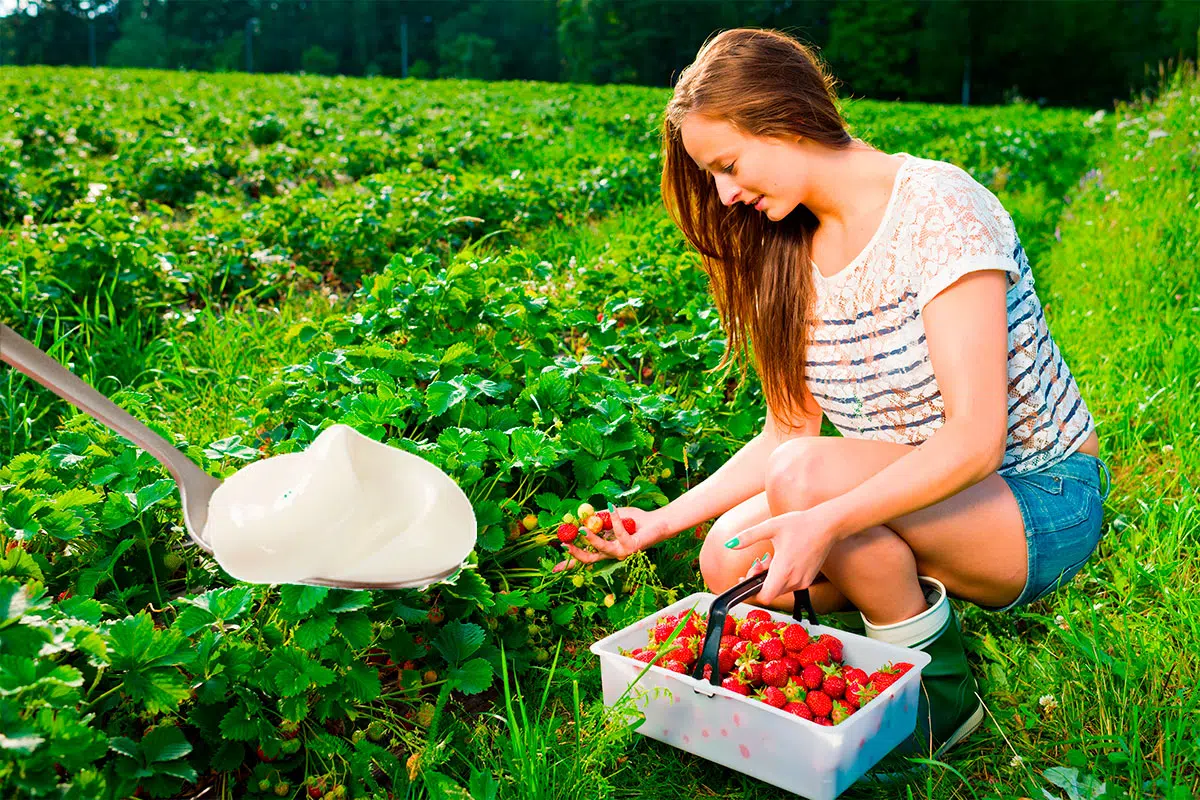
[{"xmin": 714, "ymin": 175, "xmax": 741, "ymax": 206}]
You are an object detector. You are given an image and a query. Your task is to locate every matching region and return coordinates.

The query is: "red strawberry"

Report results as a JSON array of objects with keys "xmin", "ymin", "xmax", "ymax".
[
  {"xmin": 556, "ymin": 523, "xmax": 579, "ymax": 543},
  {"xmin": 815, "ymin": 716, "xmax": 834, "ymax": 727},
  {"xmin": 723, "ymin": 616, "xmax": 738, "ymax": 635},
  {"xmin": 661, "ymin": 660, "xmax": 688, "ymax": 674},
  {"xmin": 819, "ymin": 663, "xmax": 847, "ymax": 699},
  {"xmin": 784, "ymin": 701, "xmax": 814, "ymax": 720},
  {"xmin": 800, "ymin": 664, "xmax": 824, "ymax": 690},
  {"xmin": 652, "ymin": 621, "xmax": 677, "ymax": 645},
  {"xmin": 782, "ymin": 624, "xmax": 810, "ymax": 651},
  {"xmin": 816, "ymin": 633, "xmax": 844, "ymax": 662},
  {"xmin": 806, "ymin": 690, "xmax": 833, "ymax": 718},
  {"xmin": 722, "ymin": 675, "xmax": 751, "ymax": 696},
  {"xmin": 720, "ymin": 634, "xmax": 740, "ymax": 649},
  {"xmin": 256, "ymin": 746, "xmax": 275, "ymax": 762},
  {"xmin": 703, "ymin": 663, "xmax": 714, "ymax": 680},
  {"xmin": 718, "ymin": 648, "xmax": 736, "ymax": 674},
  {"xmin": 761, "ymin": 660, "xmax": 790, "ymax": 688},
  {"xmin": 782, "ymin": 678, "xmax": 808, "ymax": 704},
  {"xmin": 797, "ymin": 642, "xmax": 831, "ymax": 667},
  {"xmin": 749, "ymin": 624, "xmax": 777, "ymax": 644},
  {"xmin": 758, "ymin": 637, "xmax": 785, "ymax": 662},
  {"xmin": 746, "ymin": 609, "xmax": 772, "ymax": 623},
  {"xmin": 869, "ymin": 663, "xmax": 907, "ymax": 693},
  {"xmin": 633, "ymin": 650, "xmax": 656, "ymax": 664},
  {"xmin": 663, "ymin": 645, "xmax": 696, "ymax": 667},
  {"xmin": 596, "ymin": 510, "xmax": 613, "ymax": 530},
  {"xmin": 737, "ymin": 660, "xmax": 763, "ymax": 685},
  {"xmin": 843, "ymin": 666, "xmax": 869, "ymax": 686},
  {"xmin": 781, "ymin": 655, "xmax": 801, "ymax": 676},
  {"xmin": 731, "ymin": 639, "xmax": 752, "ymax": 659},
  {"xmin": 622, "ymin": 518, "xmax": 637, "ymax": 534},
  {"xmin": 756, "ymin": 686, "xmax": 787, "ymax": 708},
  {"xmin": 846, "ymin": 681, "xmax": 879, "ymax": 710},
  {"xmin": 831, "ymin": 700, "xmax": 854, "ymax": 725}
]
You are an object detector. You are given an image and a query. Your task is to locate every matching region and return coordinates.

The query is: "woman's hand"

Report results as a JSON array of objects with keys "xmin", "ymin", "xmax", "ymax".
[
  {"xmin": 725, "ymin": 505, "xmax": 843, "ymax": 605},
  {"xmin": 555, "ymin": 503, "xmax": 672, "ymax": 569}
]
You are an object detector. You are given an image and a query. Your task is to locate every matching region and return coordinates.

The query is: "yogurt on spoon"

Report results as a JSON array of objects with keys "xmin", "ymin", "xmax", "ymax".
[{"xmin": 203, "ymin": 424, "xmax": 476, "ymax": 586}]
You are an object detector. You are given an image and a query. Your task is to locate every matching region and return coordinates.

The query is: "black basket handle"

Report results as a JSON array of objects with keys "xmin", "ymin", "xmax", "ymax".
[{"xmin": 690, "ymin": 572, "xmax": 818, "ymax": 685}]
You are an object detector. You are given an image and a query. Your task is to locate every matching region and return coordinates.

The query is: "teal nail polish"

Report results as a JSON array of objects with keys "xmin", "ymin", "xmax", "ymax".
[
  {"xmin": 607, "ymin": 501, "xmax": 615, "ymax": 514},
  {"xmin": 724, "ymin": 536, "xmax": 740, "ymax": 549}
]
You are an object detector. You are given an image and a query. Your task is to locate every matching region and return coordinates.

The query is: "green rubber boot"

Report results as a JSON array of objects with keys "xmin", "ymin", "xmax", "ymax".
[{"xmin": 861, "ymin": 576, "xmax": 985, "ymax": 779}]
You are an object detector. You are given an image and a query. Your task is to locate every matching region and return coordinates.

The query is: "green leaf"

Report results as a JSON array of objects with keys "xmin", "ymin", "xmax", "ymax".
[
  {"xmin": 46, "ymin": 432, "xmax": 92, "ymax": 469},
  {"xmin": 173, "ymin": 586, "xmax": 255, "ymax": 635},
  {"xmin": 279, "ymin": 584, "xmax": 328, "ymax": 616},
  {"xmin": 0, "ymin": 548, "xmax": 42, "ymax": 583},
  {"xmin": 391, "ymin": 601, "xmax": 428, "ymax": 624},
  {"xmin": 134, "ymin": 479, "xmax": 176, "ymax": 513},
  {"xmin": 550, "ymin": 603, "xmax": 577, "ymax": 626},
  {"xmin": 108, "ymin": 736, "xmax": 139, "ymax": 759},
  {"xmin": 342, "ymin": 662, "xmax": 382, "ymax": 703},
  {"xmin": 324, "ymin": 590, "xmax": 373, "ymax": 614},
  {"xmin": 121, "ymin": 666, "xmax": 192, "ymax": 715},
  {"xmin": 336, "ymin": 612, "xmax": 373, "ymax": 650},
  {"xmin": 141, "ymin": 725, "xmax": 192, "ymax": 763},
  {"xmin": 468, "ymin": 769, "xmax": 500, "ymax": 800},
  {"xmin": 431, "ymin": 622, "xmax": 485, "ymax": 665},
  {"xmin": 219, "ymin": 701, "xmax": 259, "ymax": 741},
  {"xmin": 294, "ymin": 615, "xmax": 336, "ymax": 650},
  {"xmin": 448, "ymin": 657, "xmax": 492, "ymax": 695},
  {"xmin": 202, "ymin": 436, "xmax": 259, "ymax": 461},
  {"xmin": 441, "ymin": 568, "xmax": 494, "ymax": 610},
  {"xmin": 100, "ymin": 492, "xmax": 137, "ymax": 529},
  {"xmin": 0, "ymin": 578, "xmax": 31, "ymax": 623},
  {"xmin": 426, "ymin": 380, "xmax": 469, "ymax": 416}
]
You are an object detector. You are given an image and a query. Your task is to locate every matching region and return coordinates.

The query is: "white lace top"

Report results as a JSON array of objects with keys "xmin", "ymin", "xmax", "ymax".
[{"xmin": 804, "ymin": 152, "xmax": 1095, "ymax": 476}]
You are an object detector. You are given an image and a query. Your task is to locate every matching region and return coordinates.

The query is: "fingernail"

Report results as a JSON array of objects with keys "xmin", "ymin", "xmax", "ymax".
[
  {"xmin": 607, "ymin": 501, "xmax": 615, "ymax": 514},
  {"xmin": 724, "ymin": 536, "xmax": 740, "ymax": 549}
]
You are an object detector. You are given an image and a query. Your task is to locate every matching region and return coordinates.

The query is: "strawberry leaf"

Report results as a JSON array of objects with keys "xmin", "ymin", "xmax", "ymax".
[
  {"xmin": 448, "ymin": 657, "xmax": 492, "ymax": 695},
  {"xmin": 431, "ymin": 621, "xmax": 485, "ymax": 665}
]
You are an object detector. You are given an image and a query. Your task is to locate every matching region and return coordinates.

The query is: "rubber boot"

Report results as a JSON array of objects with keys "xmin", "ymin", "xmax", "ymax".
[{"xmin": 861, "ymin": 576, "xmax": 985, "ymax": 779}]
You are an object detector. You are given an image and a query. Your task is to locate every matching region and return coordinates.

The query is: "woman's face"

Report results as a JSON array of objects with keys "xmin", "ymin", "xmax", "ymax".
[{"xmin": 679, "ymin": 112, "xmax": 803, "ymax": 222}]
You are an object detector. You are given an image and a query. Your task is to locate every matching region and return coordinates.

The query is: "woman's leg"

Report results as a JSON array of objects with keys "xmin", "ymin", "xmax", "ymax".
[{"xmin": 700, "ymin": 436, "xmax": 1028, "ymax": 623}]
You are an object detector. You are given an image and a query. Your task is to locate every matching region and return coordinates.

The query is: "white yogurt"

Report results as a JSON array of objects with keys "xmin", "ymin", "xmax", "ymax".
[{"xmin": 204, "ymin": 424, "xmax": 476, "ymax": 586}]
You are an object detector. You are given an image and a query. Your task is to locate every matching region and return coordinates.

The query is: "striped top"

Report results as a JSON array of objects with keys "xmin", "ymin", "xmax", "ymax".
[{"xmin": 804, "ymin": 152, "xmax": 1095, "ymax": 476}]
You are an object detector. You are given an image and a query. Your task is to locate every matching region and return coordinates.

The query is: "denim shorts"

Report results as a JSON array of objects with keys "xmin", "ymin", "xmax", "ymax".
[{"xmin": 982, "ymin": 450, "xmax": 1113, "ymax": 613}]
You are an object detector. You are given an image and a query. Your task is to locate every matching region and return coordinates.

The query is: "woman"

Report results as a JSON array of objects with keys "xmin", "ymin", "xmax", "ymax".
[{"xmin": 557, "ymin": 28, "xmax": 1112, "ymax": 761}]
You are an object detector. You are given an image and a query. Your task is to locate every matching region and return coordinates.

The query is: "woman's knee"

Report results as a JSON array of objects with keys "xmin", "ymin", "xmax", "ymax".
[{"xmin": 764, "ymin": 438, "xmax": 831, "ymax": 510}]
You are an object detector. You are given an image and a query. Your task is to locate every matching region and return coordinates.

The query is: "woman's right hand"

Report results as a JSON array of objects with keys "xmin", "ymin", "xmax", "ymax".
[{"xmin": 556, "ymin": 504, "xmax": 673, "ymax": 568}]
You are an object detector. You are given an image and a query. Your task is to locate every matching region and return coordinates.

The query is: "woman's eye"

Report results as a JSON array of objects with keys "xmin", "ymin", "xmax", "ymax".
[{"xmin": 721, "ymin": 162, "xmax": 735, "ymax": 174}]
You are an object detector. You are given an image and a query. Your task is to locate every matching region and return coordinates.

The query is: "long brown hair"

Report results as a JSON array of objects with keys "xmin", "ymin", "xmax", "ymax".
[{"xmin": 662, "ymin": 28, "xmax": 855, "ymax": 435}]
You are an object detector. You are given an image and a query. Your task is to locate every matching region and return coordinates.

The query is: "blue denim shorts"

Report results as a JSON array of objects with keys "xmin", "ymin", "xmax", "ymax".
[{"xmin": 982, "ymin": 450, "xmax": 1113, "ymax": 613}]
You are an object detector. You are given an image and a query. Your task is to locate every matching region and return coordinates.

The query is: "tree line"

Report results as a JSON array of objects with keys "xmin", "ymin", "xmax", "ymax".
[{"xmin": 2, "ymin": 0, "xmax": 1198, "ymax": 108}]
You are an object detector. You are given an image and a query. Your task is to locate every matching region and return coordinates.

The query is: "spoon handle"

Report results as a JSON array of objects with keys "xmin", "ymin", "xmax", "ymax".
[{"xmin": 0, "ymin": 323, "xmax": 217, "ymax": 496}]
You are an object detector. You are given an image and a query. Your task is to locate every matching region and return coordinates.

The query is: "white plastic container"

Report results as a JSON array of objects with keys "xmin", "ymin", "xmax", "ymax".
[{"xmin": 590, "ymin": 591, "xmax": 932, "ymax": 800}]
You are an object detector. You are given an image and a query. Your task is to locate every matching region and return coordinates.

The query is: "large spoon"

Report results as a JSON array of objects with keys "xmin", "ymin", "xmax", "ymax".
[{"xmin": 0, "ymin": 322, "xmax": 460, "ymax": 590}]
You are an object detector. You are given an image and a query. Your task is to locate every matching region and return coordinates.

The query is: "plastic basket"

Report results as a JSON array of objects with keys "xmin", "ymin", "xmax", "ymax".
[{"xmin": 589, "ymin": 574, "xmax": 932, "ymax": 800}]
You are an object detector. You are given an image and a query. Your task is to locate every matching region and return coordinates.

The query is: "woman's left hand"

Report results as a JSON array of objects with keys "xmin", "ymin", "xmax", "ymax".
[{"xmin": 725, "ymin": 505, "xmax": 843, "ymax": 605}]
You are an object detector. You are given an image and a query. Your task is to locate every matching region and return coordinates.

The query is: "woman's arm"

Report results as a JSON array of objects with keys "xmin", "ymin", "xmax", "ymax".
[{"xmin": 822, "ymin": 269, "xmax": 1010, "ymax": 539}]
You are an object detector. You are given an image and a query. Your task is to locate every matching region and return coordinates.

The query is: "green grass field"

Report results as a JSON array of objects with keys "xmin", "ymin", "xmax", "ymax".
[{"xmin": 1, "ymin": 62, "xmax": 1197, "ymax": 800}]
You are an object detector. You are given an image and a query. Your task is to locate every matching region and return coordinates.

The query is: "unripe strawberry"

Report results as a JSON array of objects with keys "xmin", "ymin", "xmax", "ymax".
[
  {"xmin": 428, "ymin": 607, "xmax": 444, "ymax": 624},
  {"xmin": 577, "ymin": 502, "xmax": 595, "ymax": 520},
  {"xmin": 562, "ymin": 512, "xmax": 577, "ymax": 525},
  {"xmin": 571, "ymin": 574, "xmax": 585, "ymax": 588},
  {"xmin": 603, "ymin": 593, "xmax": 616, "ymax": 607},
  {"xmin": 423, "ymin": 669, "xmax": 437, "ymax": 684},
  {"xmin": 164, "ymin": 552, "xmax": 185, "ymax": 571},
  {"xmin": 586, "ymin": 515, "xmax": 604, "ymax": 534},
  {"xmin": 522, "ymin": 514, "xmax": 539, "ymax": 531},
  {"xmin": 275, "ymin": 783, "xmax": 289, "ymax": 796},
  {"xmin": 259, "ymin": 778, "xmax": 273, "ymax": 791}
]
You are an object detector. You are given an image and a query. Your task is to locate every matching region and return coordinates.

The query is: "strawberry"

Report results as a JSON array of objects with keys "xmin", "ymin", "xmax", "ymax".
[
  {"xmin": 781, "ymin": 678, "xmax": 808, "ymax": 704},
  {"xmin": 718, "ymin": 648, "xmax": 736, "ymax": 674},
  {"xmin": 723, "ymin": 615, "xmax": 739, "ymax": 635},
  {"xmin": 831, "ymin": 700, "xmax": 854, "ymax": 725},
  {"xmin": 800, "ymin": 663, "xmax": 824, "ymax": 690},
  {"xmin": 703, "ymin": 663, "xmax": 714, "ymax": 680},
  {"xmin": 868, "ymin": 663, "xmax": 907, "ymax": 693},
  {"xmin": 816, "ymin": 633, "xmax": 844, "ymax": 662},
  {"xmin": 843, "ymin": 666, "xmax": 869, "ymax": 686},
  {"xmin": 720, "ymin": 634, "xmax": 740, "ymax": 649},
  {"xmin": 633, "ymin": 650, "xmax": 656, "ymax": 664},
  {"xmin": 797, "ymin": 641, "xmax": 831, "ymax": 667},
  {"xmin": 737, "ymin": 660, "xmax": 763, "ymax": 685},
  {"xmin": 781, "ymin": 655, "xmax": 801, "ymax": 676},
  {"xmin": 784, "ymin": 701, "xmax": 814, "ymax": 720},
  {"xmin": 749, "ymin": 624, "xmax": 777, "ymax": 645},
  {"xmin": 756, "ymin": 686, "xmax": 787, "ymax": 708},
  {"xmin": 731, "ymin": 639, "xmax": 753, "ymax": 659},
  {"xmin": 651, "ymin": 621, "xmax": 677, "ymax": 645},
  {"xmin": 596, "ymin": 510, "xmax": 613, "ymax": 530},
  {"xmin": 815, "ymin": 716, "xmax": 834, "ymax": 727},
  {"xmin": 746, "ymin": 609, "xmax": 772, "ymax": 623},
  {"xmin": 757, "ymin": 637, "xmax": 785, "ymax": 662},
  {"xmin": 661, "ymin": 660, "xmax": 688, "ymax": 674},
  {"xmin": 622, "ymin": 518, "xmax": 637, "ymax": 534},
  {"xmin": 819, "ymin": 663, "xmax": 847, "ymax": 699},
  {"xmin": 806, "ymin": 689, "xmax": 833, "ymax": 718},
  {"xmin": 556, "ymin": 523, "xmax": 579, "ymax": 543},
  {"xmin": 256, "ymin": 745, "xmax": 276, "ymax": 762},
  {"xmin": 722, "ymin": 675, "xmax": 751, "ymax": 696},
  {"xmin": 663, "ymin": 644, "xmax": 696, "ymax": 668},
  {"xmin": 782, "ymin": 623, "xmax": 810, "ymax": 651},
  {"xmin": 761, "ymin": 660, "xmax": 790, "ymax": 688}
]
